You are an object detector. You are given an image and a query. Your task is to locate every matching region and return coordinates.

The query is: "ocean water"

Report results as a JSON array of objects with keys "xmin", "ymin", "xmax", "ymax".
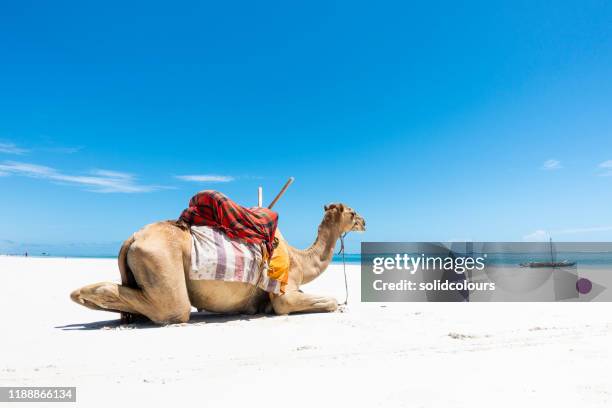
[
  {"xmin": 9, "ymin": 252, "xmax": 612, "ymax": 267},
  {"xmin": 332, "ymin": 253, "xmax": 361, "ymax": 264},
  {"xmin": 478, "ymin": 252, "xmax": 612, "ymax": 266},
  {"xmin": 7, "ymin": 253, "xmax": 363, "ymax": 264}
]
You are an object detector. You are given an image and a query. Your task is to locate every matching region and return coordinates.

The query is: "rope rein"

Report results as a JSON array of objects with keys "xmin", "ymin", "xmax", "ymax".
[{"xmin": 338, "ymin": 232, "xmax": 348, "ymax": 305}]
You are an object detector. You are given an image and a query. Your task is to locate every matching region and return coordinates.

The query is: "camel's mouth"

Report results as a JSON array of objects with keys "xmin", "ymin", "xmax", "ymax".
[{"xmin": 351, "ymin": 216, "xmax": 366, "ymax": 232}]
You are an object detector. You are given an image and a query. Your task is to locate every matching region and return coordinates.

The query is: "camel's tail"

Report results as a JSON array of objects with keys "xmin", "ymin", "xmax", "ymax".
[{"xmin": 118, "ymin": 235, "xmax": 137, "ymax": 324}]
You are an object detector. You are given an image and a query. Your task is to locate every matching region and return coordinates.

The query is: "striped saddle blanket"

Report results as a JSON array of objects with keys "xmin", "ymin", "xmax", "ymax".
[{"xmin": 189, "ymin": 225, "xmax": 282, "ymax": 294}]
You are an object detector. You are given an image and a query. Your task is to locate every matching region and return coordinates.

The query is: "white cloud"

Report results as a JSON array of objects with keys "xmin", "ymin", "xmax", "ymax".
[
  {"xmin": 541, "ymin": 159, "xmax": 561, "ymax": 170},
  {"xmin": 523, "ymin": 230, "xmax": 550, "ymax": 241},
  {"xmin": 176, "ymin": 174, "xmax": 234, "ymax": 183},
  {"xmin": 598, "ymin": 160, "xmax": 612, "ymax": 176},
  {"xmin": 1, "ymin": 139, "xmax": 82, "ymax": 155},
  {"xmin": 0, "ymin": 142, "xmax": 28, "ymax": 155},
  {"xmin": 0, "ymin": 161, "xmax": 165, "ymax": 193},
  {"xmin": 0, "ymin": 162, "xmax": 53, "ymax": 175},
  {"xmin": 91, "ymin": 169, "xmax": 133, "ymax": 179},
  {"xmin": 599, "ymin": 160, "xmax": 612, "ymax": 168}
]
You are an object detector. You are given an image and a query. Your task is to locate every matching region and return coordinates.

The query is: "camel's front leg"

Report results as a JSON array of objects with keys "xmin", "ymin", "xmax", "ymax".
[{"xmin": 270, "ymin": 290, "xmax": 338, "ymax": 315}]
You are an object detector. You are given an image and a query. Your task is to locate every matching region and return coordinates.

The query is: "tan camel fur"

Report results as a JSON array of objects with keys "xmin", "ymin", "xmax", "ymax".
[{"xmin": 70, "ymin": 203, "xmax": 365, "ymax": 324}]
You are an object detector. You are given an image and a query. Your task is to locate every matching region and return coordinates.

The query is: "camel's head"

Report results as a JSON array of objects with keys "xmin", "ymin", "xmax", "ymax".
[{"xmin": 323, "ymin": 203, "xmax": 366, "ymax": 233}]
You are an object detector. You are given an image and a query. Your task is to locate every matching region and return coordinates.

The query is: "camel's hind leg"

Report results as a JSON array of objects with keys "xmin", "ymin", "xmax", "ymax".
[
  {"xmin": 71, "ymin": 282, "xmax": 143, "ymax": 316},
  {"xmin": 72, "ymin": 277, "xmax": 191, "ymax": 324},
  {"xmin": 71, "ymin": 222, "xmax": 193, "ymax": 324}
]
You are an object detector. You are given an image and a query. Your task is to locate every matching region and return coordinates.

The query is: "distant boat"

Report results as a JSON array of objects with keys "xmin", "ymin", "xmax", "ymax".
[
  {"xmin": 520, "ymin": 238, "xmax": 576, "ymax": 268},
  {"xmin": 520, "ymin": 260, "xmax": 576, "ymax": 268}
]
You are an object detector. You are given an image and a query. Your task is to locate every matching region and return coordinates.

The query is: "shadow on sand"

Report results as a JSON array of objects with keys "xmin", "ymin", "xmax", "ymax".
[{"xmin": 56, "ymin": 312, "xmax": 272, "ymax": 331}]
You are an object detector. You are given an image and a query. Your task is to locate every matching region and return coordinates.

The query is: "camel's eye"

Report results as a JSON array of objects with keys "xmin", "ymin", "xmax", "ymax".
[{"xmin": 351, "ymin": 212, "xmax": 355, "ymax": 218}]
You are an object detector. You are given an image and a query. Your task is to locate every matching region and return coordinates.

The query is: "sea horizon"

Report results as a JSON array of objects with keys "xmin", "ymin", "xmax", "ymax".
[
  {"xmin": 5, "ymin": 251, "xmax": 612, "ymax": 267},
  {"xmin": 0, "ymin": 253, "xmax": 364, "ymax": 264}
]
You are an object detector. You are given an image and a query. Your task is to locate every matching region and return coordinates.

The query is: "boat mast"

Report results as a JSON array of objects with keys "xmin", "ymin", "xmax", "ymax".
[{"xmin": 549, "ymin": 237, "xmax": 555, "ymax": 265}]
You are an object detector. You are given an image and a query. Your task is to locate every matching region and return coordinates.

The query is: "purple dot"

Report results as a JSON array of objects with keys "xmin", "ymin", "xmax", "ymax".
[{"xmin": 576, "ymin": 278, "xmax": 592, "ymax": 294}]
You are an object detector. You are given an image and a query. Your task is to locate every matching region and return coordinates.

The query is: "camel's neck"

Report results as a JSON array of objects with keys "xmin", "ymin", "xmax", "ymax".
[{"xmin": 289, "ymin": 218, "xmax": 342, "ymax": 285}]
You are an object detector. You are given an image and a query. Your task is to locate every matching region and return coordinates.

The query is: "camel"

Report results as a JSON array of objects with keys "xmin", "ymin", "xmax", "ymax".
[{"xmin": 70, "ymin": 202, "xmax": 365, "ymax": 324}]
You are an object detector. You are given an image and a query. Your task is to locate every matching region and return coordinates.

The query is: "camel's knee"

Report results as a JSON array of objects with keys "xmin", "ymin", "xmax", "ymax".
[
  {"xmin": 270, "ymin": 295, "xmax": 296, "ymax": 316},
  {"xmin": 271, "ymin": 296, "xmax": 291, "ymax": 315}
]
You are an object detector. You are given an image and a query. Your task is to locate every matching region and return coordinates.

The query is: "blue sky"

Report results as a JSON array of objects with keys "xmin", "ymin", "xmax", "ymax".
[{"xmin": 1, "ymin": 1, "xmax": 612, "ymax": 255}]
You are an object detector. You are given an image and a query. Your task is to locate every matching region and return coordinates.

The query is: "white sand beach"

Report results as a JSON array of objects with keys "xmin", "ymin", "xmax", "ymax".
[{"xmin": 1, "ymin": 255, "xmax": 611, "ymax": 407}]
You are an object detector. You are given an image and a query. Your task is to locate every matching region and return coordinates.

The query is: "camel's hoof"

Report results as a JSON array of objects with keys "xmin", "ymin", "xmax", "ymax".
[
  {"xmin": 327, "ymin": 303, "xmax": 339, "ymax": 312},
  {"xmin": 327, "ymin": 298, "xmax": 339, "ymax": 312},
  {"xmin": 121, "ymin": 312, "xmax": 135, "ymax": 324}
]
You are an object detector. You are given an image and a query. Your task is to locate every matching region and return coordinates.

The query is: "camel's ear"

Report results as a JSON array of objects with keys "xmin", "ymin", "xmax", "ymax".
[{"xmin": 324, "ymin": 204, "xmax": 333, "ymax": 212}]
